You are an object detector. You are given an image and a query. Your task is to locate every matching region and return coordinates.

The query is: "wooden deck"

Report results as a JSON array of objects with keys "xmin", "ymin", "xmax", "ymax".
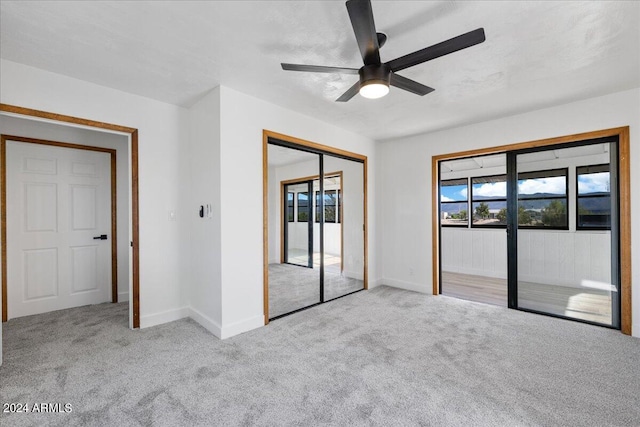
[{"xmin": 441, "ymin": 271, "xmax": 612, "ymax": 325}]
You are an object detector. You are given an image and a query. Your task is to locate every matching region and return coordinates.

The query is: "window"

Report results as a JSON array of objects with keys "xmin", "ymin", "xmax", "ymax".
[
  {"xmin": 577, "ymin": 164, "xmax": 610, "ymax": 229},
  {"xmin": 315, "ymin": 189, "xmax": 340, "ymax": 223},
  {"xmin": 297, "ymin": 192, "xmax": 309, "ymax": 222},
  {"xmin": 471, "ymin": 175, "xmax": 506, "ymax": 227},
  {"xmin": 517, "ymin": 168, "xmax": 568, "ymax": 229},
  {"xmin": 324, "ymin": 190, "xmax": 337, "ymax": 222},
  {"xmin": 287, "ymin": 192, "xmax": 294, "ymax": 222},
  {"xmin": 440, "ymin": 178, "xmax": 469, "ymax": 226}
]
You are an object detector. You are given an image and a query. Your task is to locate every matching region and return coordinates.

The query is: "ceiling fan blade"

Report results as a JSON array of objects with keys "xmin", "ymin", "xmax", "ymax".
[
  {"xmin": 390, "ymin": 73, "xmax": 435, "ymax": 96},
  {"xmin": 336, "ymin": 81, "xmax": 360, "ymax": 102},
  {"xmin": 281, "ymin": 64, "xmax": 359, "ymax": 74},
  {"xmin": 386, "ymin": 28, "xmax": 486, "ymax": 72},
  {"xmin": 346, "ymin": 0, "xmax": 381, "ymax": 65}
]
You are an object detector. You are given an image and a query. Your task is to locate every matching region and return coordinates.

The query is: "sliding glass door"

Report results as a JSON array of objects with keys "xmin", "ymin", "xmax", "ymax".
[
  {"xmin": 437, "ymin": 136, "xmax": 622, "ymax": 329},
  {"xmin": 508, "ymin": 137, "xmax": 620, "ymax": 327}
]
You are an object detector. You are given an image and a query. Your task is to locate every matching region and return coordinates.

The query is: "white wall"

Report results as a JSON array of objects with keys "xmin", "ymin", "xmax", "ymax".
[
  {"xmin": 0, "ymin": 115, "xmax": 131, "ymax": 302},
  {"xmin": 442, "ymin": 228, "xmax": 507, "ymax": 279},
  {"xmin": 378, "ymin": 87, "xmax": 640, "ymax": 336},
  {"xmin": 441, "ymin": 228, "xmax": 611, "ymax": 288},
  {"xmin": 187, "ymin": 88, "xmax": 223, "ymax": 335},
  {"xmin": 217, "ymin": 86, "xmax": 377, "ymax": 338},
  {"xmin": 0, "ymin": 59, "xmax": 192, "ymax": 332}
]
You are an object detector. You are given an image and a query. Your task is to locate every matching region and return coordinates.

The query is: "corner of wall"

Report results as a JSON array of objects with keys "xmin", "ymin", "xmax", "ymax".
[
  {"xmin": 188, "ymin": 306, "xmax": 222, "ymax": 338},
  {"xmin": 219, "ymin": 315, "xmax": 265, "ymax": 339},
  {"xmin": 140, "ymin": 307, "xmax": 190, "ymax": 329}
]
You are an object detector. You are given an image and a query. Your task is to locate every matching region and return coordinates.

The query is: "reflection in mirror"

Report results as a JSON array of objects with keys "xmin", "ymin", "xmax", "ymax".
[
  {"xmin": 323, "ymin": 155, "xmax": 365, "ymax": 301},
  {"xmin": 267, "ymin": 144, "xmax": 320, "ymax": 318},
  {"xmin": 286, "ymin": 182, "xmax": 311, "ymax": 267}
]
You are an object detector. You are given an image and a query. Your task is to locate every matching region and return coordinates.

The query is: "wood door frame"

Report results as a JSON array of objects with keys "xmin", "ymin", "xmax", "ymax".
[
  {"xmin": 431, "ymin": 126, "xmax": 632, "ymax": 335},
  {"xmin": 263, "ymin": 130, "xmax": 368, "ymax": 325},
  {"xmin": 0, "ymin": 104, "xmax": 140, "ymax": 328},
  {"xmin": 279, "ymin": 171, "xmax": 343, "ymax": 271},
  {"xmin": 2, "ymin": 135, "xmax": 118, "ymax": 320}
]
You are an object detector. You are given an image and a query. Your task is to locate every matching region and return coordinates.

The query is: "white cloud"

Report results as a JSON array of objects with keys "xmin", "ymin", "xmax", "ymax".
[
  {"xmin": 458, "ymin": 188, "xmax": 468, "ymax": 198},
  {"xmin": 473, "ymin": 181, "xmax": 506, "ymax": 197},
  {"xmin": 518, "ymin": 176, "xmax": 565, "ymax": 195},
  {"xmin": 578, "ymin": 172, "xmax": 609, "ymax": 193},
  {"xmin": 441, "ymin": 195, "xmax": 454, "ymax": 202}
]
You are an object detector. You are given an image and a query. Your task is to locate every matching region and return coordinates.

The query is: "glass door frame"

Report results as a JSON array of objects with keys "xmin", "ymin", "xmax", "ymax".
[
  {"xmin": 282, "ymin": 179, "xmax": 314, "ymax": 268},
  {"xmin": 506, "ymin": 136, "xmax": 621, "ymax": 329}
]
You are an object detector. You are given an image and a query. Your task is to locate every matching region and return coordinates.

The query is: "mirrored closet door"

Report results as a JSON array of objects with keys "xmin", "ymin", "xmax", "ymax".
[{"xmin": 266, "ymin": 138, "xmax": 366, "ymax": 320}]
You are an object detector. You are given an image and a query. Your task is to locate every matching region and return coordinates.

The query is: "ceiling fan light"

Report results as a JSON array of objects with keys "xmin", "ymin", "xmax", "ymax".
[{"xmin": 359, "ymin": 81, "xmax": 389, "ymax": 99}]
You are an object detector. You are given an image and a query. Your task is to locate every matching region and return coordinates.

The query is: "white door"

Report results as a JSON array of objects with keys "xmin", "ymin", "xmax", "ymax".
[{"xmin": 6, "ymin": 140, "xmax": 112, "ymax": 319}]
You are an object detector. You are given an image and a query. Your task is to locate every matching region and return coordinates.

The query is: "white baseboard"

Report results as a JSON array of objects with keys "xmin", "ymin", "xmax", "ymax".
[
  {"xmin": 188, "ymin": 307, "xmax": 263, "ymax": 339},
  {"xmin": 344, "ymin": 269, "xmax": 364, "ymax": 281},
  {"xmin": 368, "ymin": 278, "xmax": 383, "ymax": 289},
  {"xmin": 381, "ymin": 278, "xmax": 432, "ymax": 294},
  {"xmin": 188, "ymin": 307, "xmax": 222, "ymax": 338},
  {"xmin": 140, "ymin": 306, "xmax": 189, "ymax": 329},
  {"xmin": 220, "ymin": 315, "xmax": 264, "ymax": 339},
  {"xmin": 117, "ymin": 292, "xmax": 129, "ymax": 302}
]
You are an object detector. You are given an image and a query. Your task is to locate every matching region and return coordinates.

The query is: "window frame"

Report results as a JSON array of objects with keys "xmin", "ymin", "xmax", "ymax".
[
  {"xmin": 517, "ymin": 167, "xmax": 569, "ymax": 230},
  {"xmin": 576, "ymin": 163, "xmax": 611, "ymax": 231},
  {"xmin": 440, "ymin": 178, "xmax": 470, "ymax": 228},
  {"xmin": 470, "ymin": 174, "xmax": 507, "ymax": 229},
  {"xmin": 314, "ymin": 188, "xmax": 340, "ymax": 224},
  {"xmin": 287, "ymin": 191, "xmax": 294, "ymax": 222},
  {"xmin": 337, "ymin": 189, "xmax": 341, "ymax": 224},
  {"xmin": 297, "ymin": 191, "xmax": 309, "ymax": 222}
]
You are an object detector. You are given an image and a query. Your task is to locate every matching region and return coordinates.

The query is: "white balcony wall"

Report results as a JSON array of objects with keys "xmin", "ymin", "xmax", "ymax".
[{"xmin": 441, "ymin": 227, "xmax": 611, "ymax": 288}]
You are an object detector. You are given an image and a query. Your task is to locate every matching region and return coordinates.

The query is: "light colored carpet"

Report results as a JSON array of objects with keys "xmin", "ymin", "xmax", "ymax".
[{"xmin": 1, "ymin": 286, "xmax": 639, "ymax": 426}]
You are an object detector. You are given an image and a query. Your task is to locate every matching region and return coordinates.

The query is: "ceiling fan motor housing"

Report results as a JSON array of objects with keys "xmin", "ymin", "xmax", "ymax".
[{"xmin": 359, "ymin": 64, "xmax": 391, "ymax": 88}]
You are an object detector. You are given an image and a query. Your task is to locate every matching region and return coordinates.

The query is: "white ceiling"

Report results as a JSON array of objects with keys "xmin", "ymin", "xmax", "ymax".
[
  {"xmin": 441, "ymin": 143, "xmax": 610, "ymax": 173},
  {"xmin": 1, "ymin": 1, "xmax": 638, "ymax": 141}
]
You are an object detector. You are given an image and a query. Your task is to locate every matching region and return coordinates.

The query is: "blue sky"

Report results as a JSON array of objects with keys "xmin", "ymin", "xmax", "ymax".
[
  {"xmin": 578, "ymin": 172, "xmax": 610, "ymax": 194},
  {"xmin": 441, "ymin": 172, "xmax": 609, "ymax": 202},
  {"xmin": 441, "ymin": 184, "xmax": 467, "ymax": 202}
]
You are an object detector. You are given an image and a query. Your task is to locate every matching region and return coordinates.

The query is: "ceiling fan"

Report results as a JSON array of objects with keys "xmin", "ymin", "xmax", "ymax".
[{"xmin": 281, "ymin": 0, "xmax": 485, "ymax": 102}]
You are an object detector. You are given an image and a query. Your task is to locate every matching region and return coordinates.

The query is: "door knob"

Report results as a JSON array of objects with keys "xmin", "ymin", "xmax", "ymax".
[{"xmin": 93, "ymin": 234, "xmax": 108, "ymax": 240}]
